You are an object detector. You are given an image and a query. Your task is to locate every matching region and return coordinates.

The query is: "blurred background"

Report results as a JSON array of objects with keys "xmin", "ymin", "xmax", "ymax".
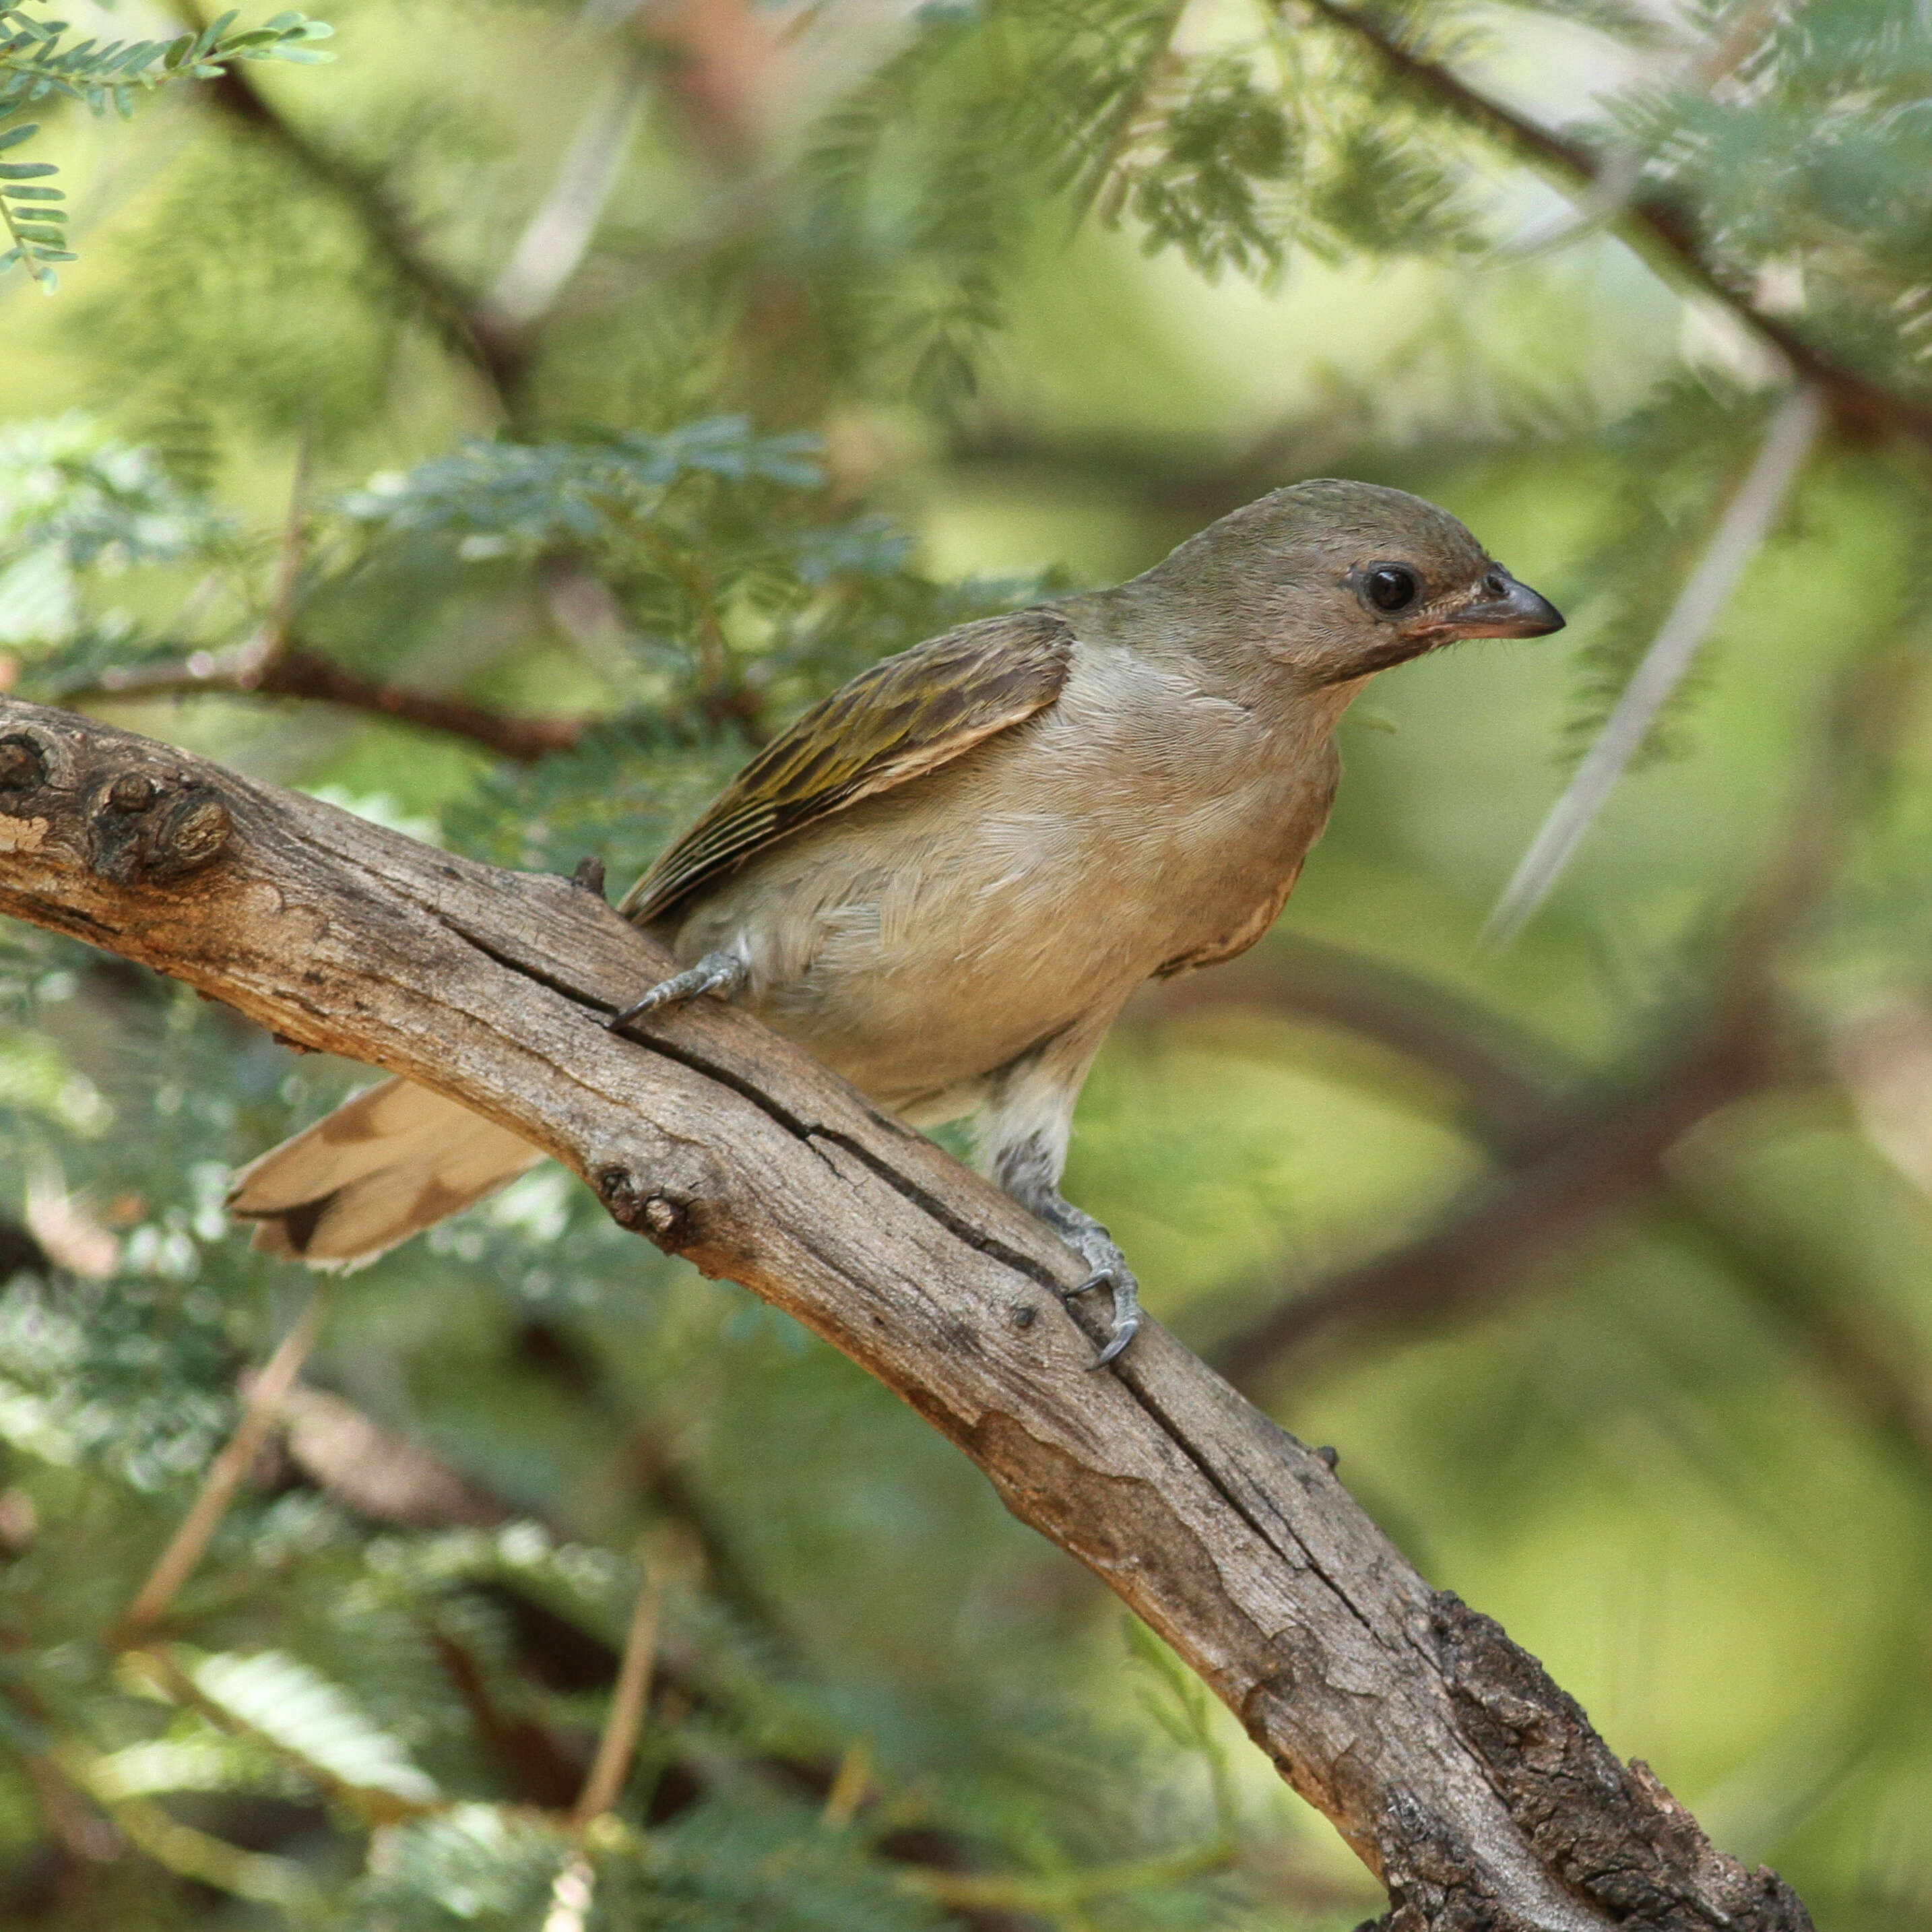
[{"xmin": 2, "ymin": 0, "xmax": 1931, "ymax": 1924}]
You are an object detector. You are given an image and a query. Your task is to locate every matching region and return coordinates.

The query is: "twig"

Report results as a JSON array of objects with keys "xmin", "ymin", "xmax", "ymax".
[
  {"xmin": 480, "ymin": 44, "xmax": 655, "ymax": 339},
  {"xmin": 820, "ymin": 1740, "xmax": 872, "ymax": 1829},
  {"xmin": 1198, "ymin": 620, "xmax": 1931, "ymax": 1436},
  {"xmin": 169, "ymin": 1, "xmax": 523, "ymax": 415},
  {"xmin": 570, "ymin": 1557, "xmax": 666, "ymax": 1826},
  {"xmin": 20, "ymin": 1752, "xmax": 121, "ymax": 1865},
  {"xmin": 542, "ymin": 1853, "xmax": 598, "ymax": 1932},
  {"xmin": 1137, "ymin": 936, "xmax": 1569, "ymax": 1149},
  {"xmin": 71, "ymin": 645, "xmax": 589, "ymax": 764},
  {"xmin": 1656, "ymin": 1176, "xmax": 1932, "ymax": 1475},
  {"xmin": 1198, "ymin": 1005, "xmax": 1771, "ymax": 1388},
  {"xmin": 1486, "ymin": 385, "xmax": 1824, "ymax": 941},
  {"xmin": 120, "ymin": 1289, "xmax": 328, "ymax": 1639},
  {"xmin": 263, "ymin": 435, "xmax": 312, "ymax": 659},
  {"xmin": 100, "ymin": 1795, "xmax": 317, "ymax": 1907},
  {"xmin": 1502, "ymin": 0, "xmax": 1782, "ymax": 258}
]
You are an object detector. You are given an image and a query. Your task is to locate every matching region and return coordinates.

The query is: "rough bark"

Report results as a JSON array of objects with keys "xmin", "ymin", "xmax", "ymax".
[{"xmin": 0, "ymin": 699, "xmax": 1813, "ymax": 1932}]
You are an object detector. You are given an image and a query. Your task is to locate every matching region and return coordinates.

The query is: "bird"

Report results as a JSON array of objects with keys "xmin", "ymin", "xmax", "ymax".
[{"xmin": 227, "ymin": 479, "xmax": 1563, "ymax": 1366}]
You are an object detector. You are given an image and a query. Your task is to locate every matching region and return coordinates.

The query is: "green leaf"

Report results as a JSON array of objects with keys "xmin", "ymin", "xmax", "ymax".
[
  {"xmin": 0, "ymin": 122, "xmax": 39, "ymax": 150},
  {"xmin": 187, "ymin": 1650, "xmax": 442, "ymax": 1809}
]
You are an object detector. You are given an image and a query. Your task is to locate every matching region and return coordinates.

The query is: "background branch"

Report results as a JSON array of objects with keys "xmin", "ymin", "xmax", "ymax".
[
  {"xmin": 173, "ymin": 1, "xmax": 526, "ymax": 414},
  {"xmin": 1298, "ymin": 0, "xmax": 1932, "ymax": 449},
  {"xmin": 69, "ymin": 645, "xmax": 589, "ymax": 763}
]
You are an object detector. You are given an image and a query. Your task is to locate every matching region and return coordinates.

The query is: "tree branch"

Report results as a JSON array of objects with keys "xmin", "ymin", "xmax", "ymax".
[
  {"xmin": 1198, "ymin": 993, "xmax": 1774, "ymax": 1388},
  {"xmin": 478, "ymin": 43, "xmax": 655, "ymax": 341},
  {"xmin": 1487, "ymin": 386, "xmax": 1826, "ymax": 940},
  {"xmin": 1138, "ymin": 936, "xmax": 1569, "ymax": 1151},
  {"xmin": 70, "ymin": 645, "xmax": 588, "ymax": 763},
  {"xmin": 1169, "ymin": 954, "xmax": 1932, "ymax": 1512},
  {"xmin": 1297, "ymin": 0, "xmax": 1932, "ymax": 451},
  {"xmin": 120, "ymin": 1287, "xmax": 329, "ymax": 1640},
  {"xmin": 0, "ymin": 697, "xmax": 1811, "ymax": 1931}
]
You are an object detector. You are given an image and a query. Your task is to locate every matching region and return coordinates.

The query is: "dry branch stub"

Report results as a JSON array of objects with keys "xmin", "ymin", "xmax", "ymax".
[{"xmin": 0, "ymin": 697, "xmax": 1813, "ymax": 1932}]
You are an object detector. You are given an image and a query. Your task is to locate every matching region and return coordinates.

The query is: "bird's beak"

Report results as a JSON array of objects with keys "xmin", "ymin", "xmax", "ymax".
[{"xmin": 1446, "ymin": 572, "xmax": 1565, "ymax": 639}]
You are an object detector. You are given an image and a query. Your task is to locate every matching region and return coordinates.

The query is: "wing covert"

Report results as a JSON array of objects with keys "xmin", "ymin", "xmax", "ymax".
[{"xmin": 618, "ymin": 606, "xmax": 1074, "ymax": 926}]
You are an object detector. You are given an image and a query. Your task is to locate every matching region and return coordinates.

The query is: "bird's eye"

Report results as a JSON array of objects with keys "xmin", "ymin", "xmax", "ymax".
[{"xmin": 1364, "ymin": 565, "xmax": 1419, "ymax": 613}]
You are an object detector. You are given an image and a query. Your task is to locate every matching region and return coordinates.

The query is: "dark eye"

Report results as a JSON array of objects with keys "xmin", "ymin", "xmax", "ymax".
[{"xmin": 1365, "ymin": 565, "xmax": 1419, "ymax": 613}]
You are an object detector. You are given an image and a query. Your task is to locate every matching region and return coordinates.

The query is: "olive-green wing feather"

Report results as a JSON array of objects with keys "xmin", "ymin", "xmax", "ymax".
[{"xmin": 618, "ymin": 606, "xmax": 1075, "ymax": 926}]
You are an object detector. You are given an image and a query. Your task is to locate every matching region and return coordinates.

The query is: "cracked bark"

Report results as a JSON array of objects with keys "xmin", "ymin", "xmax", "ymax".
[{"xmin": 0, "ymin": 698, "xmax": 1813, "ymax": 1932}]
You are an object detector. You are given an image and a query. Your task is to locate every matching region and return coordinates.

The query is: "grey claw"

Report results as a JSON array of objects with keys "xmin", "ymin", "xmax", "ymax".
[
  {"xmin": 1056, "ymin": 1260, "xmax": 1140, "ymax": 1369},
  {"xmin": 608, "ymin": 951, "xmax": 747, "ymax": 1031},
  {"xmin": 1027, "ymin": 1193, "xmax": 1142, "ymax": 1369},
  {"xmin": 1089, "ymin": 1313, "xmax": 1139, "ymax": 1370}
]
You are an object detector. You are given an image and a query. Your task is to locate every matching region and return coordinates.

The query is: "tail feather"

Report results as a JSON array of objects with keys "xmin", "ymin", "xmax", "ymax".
[{"xmin": 226, "ymin": 1077, "xmax": 544, "ymax": 1269}]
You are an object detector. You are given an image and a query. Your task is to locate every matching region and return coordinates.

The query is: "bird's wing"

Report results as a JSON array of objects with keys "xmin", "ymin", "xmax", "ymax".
[{"xmin": 618, "ymin": 606, "xmax": 1076, "ymax": 926}]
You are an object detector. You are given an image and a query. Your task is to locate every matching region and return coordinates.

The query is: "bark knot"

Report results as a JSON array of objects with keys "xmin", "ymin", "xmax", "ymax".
[
  {"xmin": 89, "ymin": 765, "xmax": 233, "ymax": 884},
  {"xmin": 595, "ymin": 1167, "xmax": 693, "ymax": 1250},
  {"xmin": 0, "ymin": 732, "xmax": 48, "ymax": 793}
]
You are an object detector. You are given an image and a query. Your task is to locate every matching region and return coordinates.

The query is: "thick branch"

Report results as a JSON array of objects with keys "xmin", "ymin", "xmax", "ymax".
[
  {"xmin": 1171, "ymin": 951, "xmax": 1932, "ymax": 1491},
  {"xmin": 1200, "ymin": 614, "xmax": 1921, "ymax": 1392},
  {"xmin": 0, "ymin": 699, "xmax": 1811, "ymax": 1932}
]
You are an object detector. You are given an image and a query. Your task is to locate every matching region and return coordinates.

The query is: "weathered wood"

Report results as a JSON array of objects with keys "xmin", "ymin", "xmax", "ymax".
[{"xmin": 0, "ymin": 699, "xmax": 1812, "ymax": 1932}]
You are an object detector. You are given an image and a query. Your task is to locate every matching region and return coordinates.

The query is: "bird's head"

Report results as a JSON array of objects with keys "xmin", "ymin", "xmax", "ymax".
[{"xmin": 1134, "ymin": 478, "xmax": 1564, "ymax": 687}]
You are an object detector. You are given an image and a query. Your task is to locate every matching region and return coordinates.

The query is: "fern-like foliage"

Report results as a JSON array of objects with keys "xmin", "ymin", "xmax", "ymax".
[
  {"xmin": 340, "ymin": 422, "xmax": 825, "ymax": 550},
  {"xmin": 1564, "ymin": 0, "xmax": 1932, "ymax": 399},
  {"xmin": 0, "ymin": 5, "xmax": 333, "ymax": 287}
]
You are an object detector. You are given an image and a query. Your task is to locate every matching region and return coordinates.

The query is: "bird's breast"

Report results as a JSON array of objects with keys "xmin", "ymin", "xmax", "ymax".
[{"xmin": 668, "ymin": 650, "xmax": 1339, "ymax": 1108}]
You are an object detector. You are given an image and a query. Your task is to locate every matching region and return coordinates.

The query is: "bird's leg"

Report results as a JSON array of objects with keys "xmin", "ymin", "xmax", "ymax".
[
  {"xmin": 608, "ymin": 949, "xmax": 748, "ymax": 1031},
  {"xmin": 982, "ymin": 1054, "xmax": 1139, "ymax": 1368}
]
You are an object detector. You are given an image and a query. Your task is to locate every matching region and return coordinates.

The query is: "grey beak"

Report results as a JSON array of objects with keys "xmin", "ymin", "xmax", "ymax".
[{"xmin": 1450, "ymin": 572, "xmax": 1565, "ymax": 639}]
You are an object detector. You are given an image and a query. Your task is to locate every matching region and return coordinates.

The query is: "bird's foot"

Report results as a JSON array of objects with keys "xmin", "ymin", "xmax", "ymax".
[
  {"xmin": 608, "ymin": 950, "xmax": 748, "ymax": 1031},
  {"xmin": 1037, "ymin": 1198, "xmax": 1140, "ymax": 1369}
]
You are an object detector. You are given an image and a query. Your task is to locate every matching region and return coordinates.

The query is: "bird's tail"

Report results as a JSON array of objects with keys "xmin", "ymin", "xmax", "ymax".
[{"xmin": 226, "ymin": 1077, "xmax": 544, "ymax": 1270}]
